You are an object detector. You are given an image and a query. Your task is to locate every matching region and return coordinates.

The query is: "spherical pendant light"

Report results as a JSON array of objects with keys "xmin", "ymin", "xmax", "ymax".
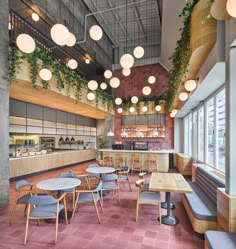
[
  {"xmin": 67, "ymin": 59, "xmax": 78, "ymax": 69},
  {"xmin": 155, "ymin": 105, "xmax": 161, "ymax": 112},
  {"xmin": 39, "ymin": 68, "xmax": 52, "ymax": 81},
  {"xmin": 31, "ymin": 13, "xmax": 39, "ymax": 22},
  {"xmin": 16, "ymin": 34, "xmax": 36, "ymax": 53},
  {"xmin": 142, "ymin": 86, "xmax": 151, "ymax": 96},
  {"xmin": 129, "ymin": 106, "xmax": 135, "ymax": 113},
  {"xmin": 170, "ymin": 112, "xmax": 175, "ymax": 118},
  {"xmin": 66, "ymin": 32, "xmax": 76, "ymax": 47},
  {"xmin": 142, "ymin": 106, "xmax": 148, "ymax": 112},
  {"xmin": 110, "ymin": 77, "xmax": 120, "ymax": 88},
  {"xmin": 89, "ymin": 25, "xmax": 103, "ymax": 41},
  {"xmin": 148, "ymin": 76, "xmax": 156, "ymax": 84},
  {"xmin": 184, "ymin": 79, "xmax": 197, "ymax": 91},
  {"xmin": 178, "ymin": 92, "xmax": 188, "ymax": 101},
  {"xmin": 85, "ymin": 59, "xmax": 90, "ymax": 64},
  {"xmin": 104, "ymin": 70, "xmax": 112, "ymax": 79},
  {"xmin": 88, "ymin": 80, "xmax": 98, "ymax": 91},
  {"xmin": 117, "ymin": 108, "xmax": 123, "ymax": 113},
  {"xmin": 115, "ymin": 98, "xmax": 122, "ymax": 105},
  {"xmin": 87, "ymin": 92, "xmax": 95, "ymax": 101},
  {"xmin": 131, "ymin": 96, "xmax": 138, "ymax": 104},
  {"xmin": 172, "ymin": 109, "xmax": 178, "ymax": 115},
  {"xmin": 50, "ymin": 24, "xmax": 69, "ymax": 46},
  {"xmin": 133, "ymin": 46, "xmax": 144, "ymax": 59},
  {"xmin": 226, "ymin": 0, "xmax": 236, "ymax": 17},
  {"xmin": 122, "ymin": 68, "xmax": 131, "ymax": 76},
  {"xmin": 100, "ymin": 82, "xmax": 107, "ymax": 90},
  {"xmin": 120, "ymin": 53, "xmax": 134, "ymax": 69}
]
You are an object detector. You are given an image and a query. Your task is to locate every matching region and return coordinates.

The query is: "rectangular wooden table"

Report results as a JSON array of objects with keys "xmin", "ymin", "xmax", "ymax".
[{"xmin": 149, "ymin": 172, "xmax": 192, "ymax": 225}]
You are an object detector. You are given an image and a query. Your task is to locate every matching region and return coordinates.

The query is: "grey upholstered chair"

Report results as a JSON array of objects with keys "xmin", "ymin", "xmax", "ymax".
[
  {"xmin": 24, "ymin": 193, "xmax": 68, "ymax": 244},
  {"xmin": 10, "ymin": 179, "xmax": 34, "ymax": 225},
  {"xmin": 117, "ymin": 166, "xmax": 132, "ymax": 191},
  {"xmin": 135, "ymin": 179, "xmax": 162, "ymax": 223},
  {"xmin": 71, "ymin": 180, "xmax": 103, "ymax": 223}
]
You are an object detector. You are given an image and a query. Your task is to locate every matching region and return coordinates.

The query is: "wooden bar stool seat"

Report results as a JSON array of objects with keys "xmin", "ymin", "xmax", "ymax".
[
  {"xmin": 102, "ymin": 153, "xmax": 114, "ymax": 167},
  {"xmin": 115, "ymin": 153, "xmax": 126, "ymax": 169},
  {"xmin": 148, "ymin": 154, "xmax": 159, "ymax": 174},
  {"xmin": 131, "ymin": 154, "xmax": 143, "ymax": 174}
]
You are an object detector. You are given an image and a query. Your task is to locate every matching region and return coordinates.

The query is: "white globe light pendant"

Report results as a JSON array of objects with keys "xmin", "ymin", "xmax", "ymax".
[
  {"xmin": 129, "ymin": 106, "xmax": 135, "ymax": 113},
  {"xmin": 148, "ymin": 76, "xmax": 156, "ymax": 84},
  {"xmin": 66, "ymin": 32, "xmax": 76, "ymax": 47},
  {"xmin": 115, "ymin": 98, "xmax": 122, "ymax": 105},
  {"xmin": 31, "ymin": 13, "xmax": 39, "ymax": 22},
  {"xmin": 39, "ymin": 68, "xmax": 52, "ymax": 81},
  {"xmin": 100, "ymin": 82, "xmax": 107, "ymax": 90},
  {"xmin": 131, "ymin": 96, "xmax": 138, "ymax": 104},
  {"xmin": 104, "ymin": 70, "xmax": 112, "ymax": 79},
  {"xmin": 170, "ymin": 112, "xmax": 175, "ymax": 118},
  {"xmin": 16, "ymin": 34, "xmax": 36, "ymax": 53},
  {"xmin": 172, "ymin": 109, "xmax": 178, "ymax": 115},
  {"xmin": 142, "ymin": 86, "xmax": 151, "ymax": 95},
  {"xmin": 85, "ymin": 59, "xmax": 90, "ymax": 64},
  {"xmin": 120, "ymin": 53, "xmax": 134, "ymax": 69},
  {"xmin": 133, "ymin": 46, "xmax": 144, "ymax": 58},
  {"xmin": 88, "ymin": 80, "xmax": 98, "ymax": 91},
  {"xmin": 87, "ymin": 92, "xmax": 95, "ymax": 101},
  {"xmin": 185, "ymin": 79, "xmax": 197, "ymax": 91},
  {"xmin": 226, "ymin": 0, "xmax": 236, "ymax": 17},
  {"xmin": 110, "ymin": 77, "xmax": 120, "ymax": 88},
  {"xmin": 142, "ymin": 106, "xmax": 148, "ymax": 112},
  {"xmin": 117, "ymin": 108, "xmax": 123, "ymax": 114},
  {"xmin": 67, "ymin": 59, "xmax": 78, "ymax": 69},
  {"xmin": 50, "ymin": 24, "xmax": 70, "ymax": 46},
  {"xmin": 122, "ymin": 68, "xmax": 131, "ymax": 76},
  {"xmin": 178, "ymin": 92, "xmax": 188, "ymax": 101},
  {"xmin": 155, "ymin": 105, "xmax": 161, "ymax": 112},
  {"xmin": 89, "ymin": 25, "xmax": 103, "ymax": 41}
]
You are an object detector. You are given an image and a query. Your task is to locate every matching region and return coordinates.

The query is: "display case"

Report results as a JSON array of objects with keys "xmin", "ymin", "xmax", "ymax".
[{"xmin": 9, "ymin": 144, "xmax": 47, "ymax": 158}]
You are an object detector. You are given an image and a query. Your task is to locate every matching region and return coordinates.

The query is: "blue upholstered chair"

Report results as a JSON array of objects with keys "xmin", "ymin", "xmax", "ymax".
[
  {"xmin": 117, "ymin": 166, "xmax": 132, "ymax": 192},
  {"xmin": 71, "ymin": 180, "xmax": 103, "ymax": 224},
  {"xmin": 135, "ymin": 179, "xmax": 162, "ymax": 223},
  {"xmin": 24, "ymin": 193, "xmax": 68, "ymax": 244},
  {"xmin": 10, "ymin": 179, "xmax": 34, "ymax": 225}
]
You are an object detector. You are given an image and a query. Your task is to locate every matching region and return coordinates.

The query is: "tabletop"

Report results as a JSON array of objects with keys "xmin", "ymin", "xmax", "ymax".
[
  {"xmin": 36, "ymin": 178, "xmax": 81, "ymax": 191},
  {"xmin": 149, "ymin": 172, "xmax": 192, "ymax": 194},
  {"xmin": 86, "ymin": 166, "xmax": 115, "ymax": 174}
]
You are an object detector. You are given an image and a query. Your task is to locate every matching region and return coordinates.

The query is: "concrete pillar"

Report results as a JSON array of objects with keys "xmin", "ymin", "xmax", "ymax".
[{"xmin": 0, "ymin": 0, "xmax": 10, "ymax": 205}]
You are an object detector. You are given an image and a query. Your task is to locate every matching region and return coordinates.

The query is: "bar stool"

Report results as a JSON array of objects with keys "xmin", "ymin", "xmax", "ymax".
[
  {"xmin": 102, "ymin": 153, "xmax": 114, "ymax": 167},
  {"xmin": 148, "ymin": 154, "xmax": 159, "ymax": 174},
  {"xmin": 115, "ymin": 153, "xmax": 126, "ymax": 169},
  {"xmin": 131, "ymin": 154, "xmax": 143, "ymax": 174}
]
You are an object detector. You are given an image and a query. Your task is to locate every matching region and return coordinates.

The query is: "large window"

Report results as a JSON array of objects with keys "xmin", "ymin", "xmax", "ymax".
[{"xmin": 183, "ymin": 88, "xmax": 225, "ymax": 172}]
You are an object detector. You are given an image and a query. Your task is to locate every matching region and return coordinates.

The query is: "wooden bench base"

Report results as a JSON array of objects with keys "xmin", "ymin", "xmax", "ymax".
[{"xmin": 181, "ymin": 194, "xmax": 217, "ymax": 234}]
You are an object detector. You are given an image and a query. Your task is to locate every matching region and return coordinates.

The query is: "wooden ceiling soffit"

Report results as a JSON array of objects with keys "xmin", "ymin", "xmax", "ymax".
[
  {"xmin": 10, "ymin": 80, "xmax": 108, "ymax": 119},
  {"xmin": 173, "ymin": 0, "xmax": 217, "ymax": 109},
  {"xmin": 10, "ymin": 60, "xmax": 111, "ymax": 119},
  {"xmin": 210, "ymin": 0, "xmax": 231, "ymax": 20}
]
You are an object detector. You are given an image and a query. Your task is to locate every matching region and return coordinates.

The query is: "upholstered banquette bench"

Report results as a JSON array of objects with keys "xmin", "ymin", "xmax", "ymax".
[
  {"xmin": 205, "ymin": 230, "xmax": 236, "ymax": 249},
  {"xmin": 181, "ymin": 166, "xmax": 225, "ymax": 234}
]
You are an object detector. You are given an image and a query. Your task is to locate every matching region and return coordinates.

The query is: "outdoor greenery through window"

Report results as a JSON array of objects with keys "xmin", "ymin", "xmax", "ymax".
[{"xmin": 183, "ymin": 88, "xmax": 225, "ymax": 172}]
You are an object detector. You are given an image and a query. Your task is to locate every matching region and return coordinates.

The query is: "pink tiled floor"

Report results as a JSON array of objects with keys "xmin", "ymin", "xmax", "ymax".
[{"xmin": 0, "ymin": 162, "xmax": 204, "ymax": 248}]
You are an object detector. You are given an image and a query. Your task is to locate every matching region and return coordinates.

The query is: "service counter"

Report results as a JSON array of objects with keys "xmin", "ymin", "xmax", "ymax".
[
  {"xmin": 9, "ymin": 149, "xmax": 96, "ymax": 179},
  {"xmin": 99, "ymin": 149, "xmax": 175, "ymax": 172}
]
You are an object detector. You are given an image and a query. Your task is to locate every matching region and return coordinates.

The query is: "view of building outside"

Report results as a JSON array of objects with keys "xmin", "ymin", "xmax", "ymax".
[
  {"xmin": 207, "ymin": 98, "xmax": 214, "ymax": 166},
  {"xmin": 198, "ymin": 106, "xmax": 204, "ymax": 162}
]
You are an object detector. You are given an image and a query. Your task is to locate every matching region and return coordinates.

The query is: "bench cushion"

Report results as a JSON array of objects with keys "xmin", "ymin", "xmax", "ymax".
[
  {"xmin": 205, "ymin": 231, "xmax": 236, "ymax": 249},
  {"xmin": 184, "ymin": 182, "xmax": 217, "ymax": 221}
]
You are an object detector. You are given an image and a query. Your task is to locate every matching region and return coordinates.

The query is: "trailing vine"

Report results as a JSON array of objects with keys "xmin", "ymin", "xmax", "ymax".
[{"xmin": 165, "ymin": 0, "xmax": 199, "ymax": 110}]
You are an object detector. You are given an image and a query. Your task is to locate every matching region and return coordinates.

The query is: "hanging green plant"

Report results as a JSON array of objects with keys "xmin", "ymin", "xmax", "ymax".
[{"xmin": 165, "ymin": 0, "xmax": 199, "ymax": 110}]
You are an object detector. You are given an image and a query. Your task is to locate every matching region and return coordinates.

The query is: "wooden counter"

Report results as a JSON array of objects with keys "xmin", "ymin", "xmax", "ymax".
[
  {"xmin": 9, "ymin": 149, "xmax": 96, "ymax": 179},
  {"xmin": 98, "ymin": 149, "xmax": 175, "ymax": 172}
]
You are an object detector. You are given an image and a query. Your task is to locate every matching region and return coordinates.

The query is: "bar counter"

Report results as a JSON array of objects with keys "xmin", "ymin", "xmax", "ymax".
[
  {"xmin": 9, "ymin": 149, "xmax": 96, "ymax": 179},
  {"xmin": 99, "ymin": 149, "xmax": 175, "ymax": 172}
]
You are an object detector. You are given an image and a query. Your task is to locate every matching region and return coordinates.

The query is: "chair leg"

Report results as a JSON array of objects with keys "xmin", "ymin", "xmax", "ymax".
[
  {"xmin": 24, "ymin": 205, "xmax": 30, "ymax": 245},
  {"xmin": 136, "ymin": 202, "xmax": 139, "ymax": 222},
  {"xmin": 158, "ymin": 204, "xmax": 162, "ymax": 225},
  {"xmin": 63, "ymin": 197, "xmax": 68, "ymax": 224},
  {"xmin": 55, "ymin": 216, "xmax": 58, "ymax": 244},
  {"xmin": 9, "ymin": 201, "xmax": 17, "ymax": 225},
  {"xmin": 94, "ymin": 201, "xmax": 101, "ymax": 224},
  {"xmin": 127, "ymin": 178, "xmax": 132, "ymax": 192}
]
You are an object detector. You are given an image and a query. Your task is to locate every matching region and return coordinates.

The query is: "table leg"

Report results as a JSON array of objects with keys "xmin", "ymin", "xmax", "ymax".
[
  {"xmin": 161, "ymin": 192, "xmax": 175, "ymax": 209},
  {"xmin": 158, "ymin": 192, "xmax": 179, "ymax": 226}
]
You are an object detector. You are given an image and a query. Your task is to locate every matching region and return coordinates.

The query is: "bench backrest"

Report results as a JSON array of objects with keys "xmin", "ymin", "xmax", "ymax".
[{"xmin": 195, "ymin": 167, "xmax": 225, "ymax": 205}]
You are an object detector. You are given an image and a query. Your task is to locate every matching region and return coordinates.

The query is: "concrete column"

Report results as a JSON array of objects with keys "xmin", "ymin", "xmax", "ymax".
[{"xmin": 0, "ymin": 0, "xmax": 10, "ymax": 205}]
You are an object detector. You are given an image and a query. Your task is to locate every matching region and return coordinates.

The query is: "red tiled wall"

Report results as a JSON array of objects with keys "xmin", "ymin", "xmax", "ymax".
[{"xmin": 113, "ymin": 63, "xmax": 174, "ymax": 149}]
